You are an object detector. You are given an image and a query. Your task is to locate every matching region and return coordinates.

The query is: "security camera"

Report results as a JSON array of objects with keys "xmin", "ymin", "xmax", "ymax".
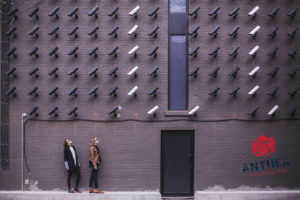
[
  {"xmin": 267, "ymin": 86, "xmax": 279, "ymax": 97},
  {"xmin": 148, "ymin": 66, "xmax": 159, "ymax": 77},
  {"xmin": 249, "ymin": 66, "xmax": 260, "ymax": 77},
  {"xmin": 189, "ymin": 46, "xmax": 200, "ymax": 57},
  {"xmin": 48, "ymin": 86, "xmax": 58, "ymax": 97},
  {"xmin": 88, "ymin": 6, "xmax": 99, "ymax": 18},
  {"xmin": 228, "ymin": 86, "xmax": 240, "ymax": 97},
  {"xmin": 6, "ymin": 47, "xmax": 17, "ymax": 58},
  {"xmin": 188, "ymin": 105, "xmax": 200, "ymax": 116},
  {"xmin": 48, "ymin": 66, "xmax": 59, "ymax": 78},
  {"xmin": 248, "ymin": 6, "xmax": 259, "ymax": 18},
  {"xmin": 147, "ymin": 86, "xmax": 159, "ymax": 97},
  {"xmin": 148, "ymin": 46, "xmax": 159, "ymax": 57},
  {"xmin": 68, "ymin": 107, "xmax": 78, "ymax": 116},
  {"xmin": 148, "ymin": 26, "xmax": 159, "ymax": 38},
  {"xmin": 208, "ymin": 6, "xmax": 220, "ymax": 18},
  {"xmin": 229, "ymin": 46, "xmax": 239, "ymax": 57},
  {"xmin": 248, "ymin": 106, "xmax": 259, "ymax": 116},
  {"xmin": 88, "ymin": 67, "xmax": 99, "ymax": 77},
  {"xmin": 107, "ymin": 67, "xmax": 118, "ymax": 77},
  {"xmin": 129, "ymin": 6, "xmax": 140, "ymax": 18},
  {"xmin": 49, "ymin": 6, "xmax": 59, "ymax": 19},
  {"xmin": 148, "ymin": 6, "xmax": 159, "ymax": 18},
  {"xmin": 48, "ymin": 46, "xmax": 59, "ymax": 57},
  {"xmin": 88, "ymin": 47, "xmax": 99, "ymax": 57},
  {"xmin": 208, "ymin": 87, "xmax": 220, "ymax": 97},
  {"xmin": 68, "ymin": 26, "xmax": 79, "ymax": 38},
  {"xmin": 107, "ymin": 46, "xmax": 119, "ymax": 58},
  {"xmin": 68, "ymin": 85, "xmax": 78, "ymax": 97},
  {"xmin": 208, "ymin": 66, "xmax": 220, "ymax": 78},
  {"xmin": 267, "ymin": 47, "xmax": 279, "ymax": 57},
  {"xmin": 108, "ymin": 26, "xmax": 119, "ymax": 38},
  {"xmin": 28, "ymin": 106, "xmax": 38, "ymax": 117},
  {"xmin": 249, "ymin": 26, "xmax": 261, "ymax": 37},
  {"xmin": 107, "ymin": 106, "xmax": 121, "ymax": 117},
  {"xmin": 48, "ymin": 26, "xmax": 59, "ymax": 38},
  {"xmin": 268, "ymin": 26, "xmax": 278, "ymax": 38},
  {"xmin": 147, "ymin": 105, "xmax": 159, "ymax": 117},
  {"xmin": 248, "ymin": 85, "xmax": 259, "ymax": 96},
  {"xmin": 228, "ymin": 66, "xmax": 240, "ymax": 78},
  {"xmin": 228, "ymin": 26, "xmax": 239, "ymax": 38},
  {"xmin": 7, "ymin": 7, "xmax": 18, "ymax": 19},
  {"xmin": 287, "ymin": 8, "xmax": 299, "ymax": 19},
  {"xmin": 288, "ymin": 47, "xmax": 299, "ymax": 58},
  {"xmin": 6, "ymin": 86, "xmax": 16, "ymax": 97},
  {"xmin": 108, "ymin": 86, "xmax": 118, "ymax": 97},
  {"xmin": 68, "ymin": 7, "xmax": 79, "ymax": 19},
  {"xmin": 108, "ymin": 6, "xmax": 119, "ymax": 18},
  {"xmin": 189, "ymin": 66, "xmax": 200, "ymax": 78},
  {"xmin": 128, "ymin": 45, "xmax": 139, "ymax": 57},
  {"xmin": 268, "ymin": 67, "xmax": 279, "ymax": 78},
  {"xmin": 88, "ymin": 26, "xmax": 99, "ymax": 38},
  {"xmin": 68, "ymin": 46, "xmax": 79, "ymax": 57},
  {"xmin": 288, "ymin": 27, "xmax": 298, "ymax": 38},
  {"xmin": 287, "ymin": 106, "xmax": 297, "ymax": 116},
  {"xmin": 128, "ymin": 25, "xmax": 139, "ymax": 37},
  {"xmin": 287, "ymin": 66, "xmax": 299, "ymax": 77},
  {"xmin": 48, "ymin": 106, "xmax": 58, "ymax": 117},
  {"xmin": 28, "ymin": 47, "xmax": 39, "ymax": 58},
  {"xmin": 228, "ymin": 7, "xmax": 240, "ymax": 18},
  {"xmin": 6, "ymin": 26, "xmax": 17, "ymax": 38},
  {"xmin": 209, "ymin": 25, "xmax": 220, "ymax": 37},
  {"xmin": 28, "ymin": 67, "xmax": 39, "ymax": 78},
  {"xmin": 189, "ymin": 6, "xmax": 200, "ymax": 18},
  {"xmin": 268, "ymin": 105, "xmax": 279, "ymax": 116},
  {"xmin": 67, "ymin": 67, "xmax": 79, "ymax": 78},
  {"xmin": 6, "ymin": 67, "xmax": 17, "ymax": 78},
  {"xmin": 128, "ymin": 66, "xmax": 139, "ymax": 77},
  {"xmin": 208, "ymin": 46, "xmax": 220, "ymax": 57},
  {"xmin": 88, "ymin": 86, "xmax": 99, "ymax": 97},
  {"xmin": 28, "ymin": 7, "xmax": 39, "ymax": 19},
  {"xmin": 188, "ymin": 26, "xmax": 199, "ymax": 38},
  {"xmin": 128, "ymin": 86, "xmax": 138, "ymax": 97},
  {"xmin": 269, "ymin": 7, "xmax": 280, "ymax": 19},
  {"xmin": 28, "ymin": 86, "xmax": 39, "ymax": 97},
  {"xmin": 248, "ymin": 45, "xmax": 259, "ymax": 57},
  {"xmin": 288, "ymin": 87, "xmax": 299, "ymax": 97}
]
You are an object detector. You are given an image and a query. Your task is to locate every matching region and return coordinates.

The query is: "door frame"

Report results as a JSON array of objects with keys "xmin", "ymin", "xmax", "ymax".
[{"xmin": 160, "ymin": 130, "xmax": 195, "ymax": 196}]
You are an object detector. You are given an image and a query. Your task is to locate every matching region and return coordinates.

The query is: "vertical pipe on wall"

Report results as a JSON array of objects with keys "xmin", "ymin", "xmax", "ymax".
[{"xmin": 21, "ymin": 113, "xmax": 27, "ymax": 191}]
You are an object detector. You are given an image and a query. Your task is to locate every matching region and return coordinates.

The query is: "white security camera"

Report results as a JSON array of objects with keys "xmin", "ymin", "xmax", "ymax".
[
  {"xmin": 128, "ymin": 86, "xmax": 138, "ymax": 96},
  {"xmin": 128, "ymin": 25, "xmax": 139, "ymax": 36},
  {"xmin": 248, "ymin": 45, "xmax": 259, "ymax": 56},
  {"xmin": 249, "ymin": 25, "xmax": 261, "ymax": 36},
  {"xmin": 248, "ymin": 85, "xmax": 259, "ymax": 96},
  {"xmin": 128, "ymin": 66, "xmax": 139, "ymax": 76},
  {"xmin": 147, "ymin": 105, "xmax": 159, "ymax": 116},
  {"xmin": 128, "ymin": 45, "xmax": 139, "ymax": 57},
  {"xmin": 249, "ymin": 66, "xmax": 260, "ymax": 76},
  {"xmin": 129, "ymin": 6, "xmax": 140, "ymax": 17},
  {"xmin": 248, "ymin": 6, "xmax": 259, "ymax": 17},
  {"xmin": 188, "ymin": 105, "xmax": 200, "ymax": 116},
  {"xmin": 268, "ymin": 105, "xmax": 279, "ymax": 116}
]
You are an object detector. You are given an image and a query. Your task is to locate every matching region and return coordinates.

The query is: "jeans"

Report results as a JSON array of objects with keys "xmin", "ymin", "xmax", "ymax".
[
  {"xmin": 67, "ymin": 166, "xmax": 81, "ymax": 189},
  {"xmin": 89, "ymin": 165, "xmax": 99, "ymax": 189}
]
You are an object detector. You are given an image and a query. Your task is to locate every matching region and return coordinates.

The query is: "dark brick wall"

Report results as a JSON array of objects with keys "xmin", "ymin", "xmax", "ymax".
[{"xmin": 0, "ymin": 0, "xmax": 299, "ymax": 192}]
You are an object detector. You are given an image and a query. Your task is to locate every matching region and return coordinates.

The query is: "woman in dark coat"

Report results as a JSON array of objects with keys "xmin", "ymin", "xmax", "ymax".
[{"xmin": 63, "ymin": 139, "xmax": 81, "ymax": 193}]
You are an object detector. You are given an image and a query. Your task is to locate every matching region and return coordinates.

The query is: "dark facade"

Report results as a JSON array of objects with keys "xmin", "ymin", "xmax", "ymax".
[{"xmin": 0, "ymin": 0, "xmax": 300, "ymax": 195}]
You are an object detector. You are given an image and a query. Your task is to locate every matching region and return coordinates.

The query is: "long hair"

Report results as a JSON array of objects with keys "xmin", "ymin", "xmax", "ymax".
[
  {"xmin": 63, "ymin": 139, "xmax": 68, "ymax": 148},
  {"xmin": 90, "ymin": 137, "xmax": 98, "ymax": 146}
]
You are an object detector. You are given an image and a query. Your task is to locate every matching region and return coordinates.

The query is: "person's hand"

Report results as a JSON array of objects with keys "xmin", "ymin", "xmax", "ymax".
[{"xmin": 94, "ymin": 167, "xmax": 97, "ymax": 170}]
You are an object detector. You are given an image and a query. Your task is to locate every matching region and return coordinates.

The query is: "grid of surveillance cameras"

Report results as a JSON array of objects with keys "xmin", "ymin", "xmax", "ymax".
[
  {"xmin": 187, "ymin": 5, "xmax": 299, "ymax": 117},
  {"xmin": 4, "ymin": 3, "xmax": 299, "ymax": 118},
  {"xmin": 5, "ymin": 4, "xmax": 161, "ymax": 118}
]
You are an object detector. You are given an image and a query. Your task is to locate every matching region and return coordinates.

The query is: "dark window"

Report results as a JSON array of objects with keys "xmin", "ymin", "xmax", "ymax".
[{"xmin": 169, "ymin": 36, "xmax": 187, "ymax": 110}]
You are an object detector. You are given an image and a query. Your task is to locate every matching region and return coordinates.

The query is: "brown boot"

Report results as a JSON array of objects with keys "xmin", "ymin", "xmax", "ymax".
[
  {"xmin": 89, "ymin": 188, "xmax": 95, "ymax": 193},
  {"xmin": 74, "ymin": 187, "xmax": 81, "ymax": 193},
  {"xmin": 94, "ymin": 188, "xmax": 104, "ymax": 194}
]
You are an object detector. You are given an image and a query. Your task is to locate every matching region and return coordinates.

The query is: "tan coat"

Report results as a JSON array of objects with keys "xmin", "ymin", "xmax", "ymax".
[{"xmin": 89, "ymin": 145, "xmax": 101, "ymax": 168}]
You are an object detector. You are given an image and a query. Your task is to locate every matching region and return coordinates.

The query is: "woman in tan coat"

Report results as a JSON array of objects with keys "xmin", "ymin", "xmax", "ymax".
[{"xmin": 88, "ymin": 137, "xmax": 104, "ymax": 193}]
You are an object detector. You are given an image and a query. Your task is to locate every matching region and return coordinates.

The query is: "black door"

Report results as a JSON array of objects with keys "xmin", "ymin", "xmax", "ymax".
[{"xmin": 161, "ymin": 130, "xmax": 194, "ymax": 196}]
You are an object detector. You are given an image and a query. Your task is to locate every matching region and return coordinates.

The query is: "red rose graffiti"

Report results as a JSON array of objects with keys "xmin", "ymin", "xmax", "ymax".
[{"xmin": 251, "ymin": 135, "xmax": 275, "ymax": 157}]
